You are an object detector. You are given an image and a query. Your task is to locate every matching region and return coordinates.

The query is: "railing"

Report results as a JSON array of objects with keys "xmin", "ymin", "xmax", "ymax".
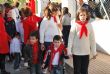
[{"xmin": 99, "ymin": 0, "xmax": 110, "ymax": 19}]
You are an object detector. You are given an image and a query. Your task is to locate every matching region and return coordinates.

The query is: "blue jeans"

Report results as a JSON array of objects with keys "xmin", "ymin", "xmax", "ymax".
[
  {"xmin": 14, "ymin": 53, "xmax": 21, "ymax": 69},
  {"xmin": 30, "ymin": 64, "xmax": 42, "ymax": 74},
  {"xmin": 51, "ymin": 65, "xmax": 63, "ymax": 74}
]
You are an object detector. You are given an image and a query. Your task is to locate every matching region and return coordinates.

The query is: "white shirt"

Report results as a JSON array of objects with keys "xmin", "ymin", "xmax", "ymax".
[
  {"xmin": 52, "ymin": 48, "xmax": 60, "ymax": 65},
  {"xmin": 10, "ymin": 37, "xmax": 21, "ymax": 53},
  {"xmin": 67, "ymin": 21, "xmax": 97, "ymax": 56},
  {"xmin": 62, "ymin": 14, "xmax": 71, "ymax": 26},
  {"xmin": 40, "ymin": 17, "xmax": 60, "ymax": 43}
]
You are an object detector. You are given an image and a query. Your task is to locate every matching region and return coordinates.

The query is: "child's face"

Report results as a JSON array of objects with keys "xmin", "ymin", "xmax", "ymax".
[
  {"xmin": 30, "ymin": 36, "xmax": 38, "ymax": 45},
  {"xmin": 53, "ymin": 40, "xmax": 61, "ymax": 48},
  {"xmin": 7, "ymin": 10, "xmax": 12, "ymax": 17},
  {"xmin": 79, "ymin": 12, "xmax": 87, "ymax": 22}
]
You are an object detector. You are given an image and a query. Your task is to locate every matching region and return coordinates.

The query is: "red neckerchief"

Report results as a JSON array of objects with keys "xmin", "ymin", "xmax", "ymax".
[
  {"xmin": 52, "ymin": 16, "xmax": 57, "ymax": 23},
  {"xmin": 76, "ymin": 21, "xmax": 88, "ymax": 39},
  {"xmin": 49, "ymin": 43, "xmax": 64, "ymax": 68},
  {"xmin": 7, "ymin": 17, "xmax": 13, "ymax": 21},
  {"xmin": 32, "ymin": 42, "xmax": 39, "ymax": 64}
]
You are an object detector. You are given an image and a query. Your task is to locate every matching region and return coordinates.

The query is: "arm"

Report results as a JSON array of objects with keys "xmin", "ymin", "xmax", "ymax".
[
  {"xmin": 39, "ymin": 20, "xmax": 48, "ymax": 44},
  {"xmin": 42, "ymin": 49, "xmax": 51, "ymax": 68},
  {"xmin": 67, "ymin": 23, "xmax": 76, "ymax": 55},
  {"xmin": 89, "ymin": 24, "xmax": 97, "ymax": 57}
]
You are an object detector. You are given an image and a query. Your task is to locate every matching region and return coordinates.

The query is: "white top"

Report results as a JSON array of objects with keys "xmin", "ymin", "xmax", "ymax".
[
  {"xmin": 67, "ymin": 21, "xmax": 97, "ymax": 56},
  {"xmin": 52, "ymin": 48, "xmax": 60, "ymax": 65},
  {"xmin": 10, "ymin": 37, "xmax": 21, "ymax": 53},
  {"xmin": 62, "ymin": 14, "xmax": 71, "ymax": 26},
  {"xmin": 39, "ymin": 17, "xmax": 60, "ymax": 43}
]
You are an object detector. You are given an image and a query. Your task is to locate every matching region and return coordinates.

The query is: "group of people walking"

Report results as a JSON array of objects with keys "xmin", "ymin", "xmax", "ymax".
[{"xmin": 0, "ymin": 0, "xmax": 98, "ymax": 74}]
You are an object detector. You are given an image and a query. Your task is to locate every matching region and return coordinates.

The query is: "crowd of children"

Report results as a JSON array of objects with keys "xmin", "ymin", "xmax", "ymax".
[{"xmin": 0, "ymin": 0, "xmax": 97, "ymax": 74}]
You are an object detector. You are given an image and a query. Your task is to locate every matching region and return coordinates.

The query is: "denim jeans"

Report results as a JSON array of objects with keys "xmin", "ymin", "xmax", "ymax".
[
  {"xmin": 30, "ymin": 64, "xmax": 42, "ymax": 74},
  {"xmin": 14, "ymin": 53, "xmax": 21, "ymax": 69},
  {"xmin": 51, "ymin": 65, "xmax": 63, "ymax": 74}
]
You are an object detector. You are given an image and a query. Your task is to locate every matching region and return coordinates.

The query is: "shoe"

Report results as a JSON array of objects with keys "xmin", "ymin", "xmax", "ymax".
[
  {"xmin": 1, "ymin": 71, "xmax": 10, "ymax": 74},
  {"xmin": 42, "ymin": 68, "xmax": 47, "ymax": 74},
  {"xmin": 15, "ymin": 68, "xmax": 20, "ymax": 71},
  {"xmin": 24, "ymin": 62, "xmax": 28, "ymax": 67},
  {"xmin": 21, "ymin": 57, "xmax": 24, "ymax": 61}
]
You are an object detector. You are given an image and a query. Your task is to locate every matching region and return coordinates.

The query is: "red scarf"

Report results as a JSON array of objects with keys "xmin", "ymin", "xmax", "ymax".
[
  {"xmin": 76, "ymin": 21, "xmax": 88, "ymax": 39},
  {"xmin": 32, "ymin": 42, "xmax": 39, "ymax": 64},
  {"xmin": 52, "ymin": 16, "xmax": 57, "ymax": 23},
  {"xmin": 7, "ymin": 17, "xmax": 13, "ymax": 21},
  {"xmin": 49, "ymin": 44, "xmax": 64, "ymax": 69}
]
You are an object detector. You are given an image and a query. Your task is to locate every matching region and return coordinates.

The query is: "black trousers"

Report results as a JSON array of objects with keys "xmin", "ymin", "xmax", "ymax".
[
  {"xmin": 73, "ymin": 55, "xmax": 89, "ymax": 74},
  {"xmin": 62, "ymin": 25, "xmax": 71, "ymax": 47},
  {"xmin": 0, "ymin": 54, "xmax": 6, "ymax": 72}
]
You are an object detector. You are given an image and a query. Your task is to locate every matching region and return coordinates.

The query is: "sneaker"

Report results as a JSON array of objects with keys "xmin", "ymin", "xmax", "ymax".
[
  {"xmin": 24, "ymin": 62, "xmax": 28, "ymax": 67},
  {"xmin": 21, "ymin": 57, "xmax": 24, "ymax": 61},
  {"xmin": 42, "ymin": 68, "xmax": 47, "ymax": 74}
]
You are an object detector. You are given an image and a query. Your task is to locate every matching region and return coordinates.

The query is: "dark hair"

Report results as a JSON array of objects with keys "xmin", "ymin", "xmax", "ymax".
[
  {"xmin": 24, "ymin": 7, "xmax": 32, "ymax": 17},
  {"xmin": 76, "ymin": 7, "xmax": 90, "ymax": 21},
  {"xmin": 63, "ymin": 7, "xmax": 69, "ymax": 15},
  {"xmin": 15, "ymin": 2, "xmax": 19, "ymax": 7},
  {"xmin": 44, "ymin": 7, "xmax": 52, "ymax": 20},
  {"xmin": 30, "ymin": 31, "xmax": 39, "ymax": 39},
  {"xmin": 3, "ymin": 3, "xmax": 10, "ymax": 8},
  {"xmin": 14, "ymin": 32, "xmax": 20, "ymax": 37},
  {"xmin": 53, "ymin": 35, "xmax": 62, "ymax": 41}
]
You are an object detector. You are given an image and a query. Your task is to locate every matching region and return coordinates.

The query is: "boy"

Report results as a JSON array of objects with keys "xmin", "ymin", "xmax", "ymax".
[
  {"xmin": 24, "ymin": 31, "xmax": 42, "ymax": 74},
  {"xmin": 10, "ymin": 32, "xmax": 21, "ymax": 71},
  {"xmin": 42, "ymin": 35, "xmax": 67, "ymax": 74}
]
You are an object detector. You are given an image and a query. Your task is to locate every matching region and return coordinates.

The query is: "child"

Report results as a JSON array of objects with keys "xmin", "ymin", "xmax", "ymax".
[
  {"xmin": 67, "ymin": 7, "xmax": 97, "ymax": 74},
  {"xmin": 42, "ymin": 35, "xmax": 67, "ymax": 74},
  {"xmin": 5, "ymin": 9, "xmax": 17, "ymax": 38},
  {"xmin": 0, "ymin": 4, "xmax": 10, "ymax": 74},
  {"xmin": 10, "ymin": 32, "xmax": 21, "ymax": 71},
  {"xmin": 24, "ymin": 31, "xmax": 42, "ymax": 74}
]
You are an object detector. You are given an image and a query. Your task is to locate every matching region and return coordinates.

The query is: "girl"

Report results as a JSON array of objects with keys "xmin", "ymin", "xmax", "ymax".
[
  {"xmin": 67, "ymin": 7, "xmax": 97, "ymax": 74},
  {"xmin": 5, "ymin": 9, "xmax": 17, "ymax": 38},
  {"xmin": 39, "ymin": 7, "xmax": 60, "ymax": 73},
  {"xmin": 61, "ymin": 7, "xmax": 71, "ymax": 47}
]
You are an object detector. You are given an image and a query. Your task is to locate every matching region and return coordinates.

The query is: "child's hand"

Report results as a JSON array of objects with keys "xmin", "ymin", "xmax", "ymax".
[
  {"xmin": 41, "ymin": 43, "xmax": 45, "ymax": 51},
  {"xmin": 92, "ymin": 54, "xmax": 97, "ymax": 59},
  {"xmin": 41, "ymin": 63, "xmax": 45, "ymax": 69}
]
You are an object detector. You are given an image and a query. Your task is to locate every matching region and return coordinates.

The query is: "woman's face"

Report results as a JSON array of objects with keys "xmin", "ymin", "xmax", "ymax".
[{"xmin": 79, "ymin": 12, "xmax": 87, "ymax": 22}]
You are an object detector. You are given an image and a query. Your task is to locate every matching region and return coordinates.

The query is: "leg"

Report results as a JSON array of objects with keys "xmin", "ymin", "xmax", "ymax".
[
  {"xmin": 0, "ymin": 54, "xmax": 10, "ymax": 74},
  {"xmin": 14, "ymin": 53, "xmax": 21, "ymax": 69},
  {"xmin": 81, "ymin": 55, "xmax": 89, "ymax": 74},
  {"xmin": 35, "ymin": 64, "xmax": 42, "ymax": 74},
  {"xmin": 30, "ymin": 64, "xmax": 36, "ymax": 74},
  {"xmin": 73, "ymin": 55, "xmax": 81, "ymax": 74}
]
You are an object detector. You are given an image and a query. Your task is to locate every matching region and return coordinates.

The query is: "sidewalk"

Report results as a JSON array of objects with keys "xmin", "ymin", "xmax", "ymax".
[
  {"xmin": 65, "ymin": 52, "xmax": 110, "ymax": 74},
  {"xmin": 0, "ymin": 52, "xmax": 109, "ymax": 74}
]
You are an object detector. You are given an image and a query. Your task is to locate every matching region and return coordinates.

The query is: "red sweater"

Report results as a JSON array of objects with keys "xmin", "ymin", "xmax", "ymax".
[
  {"xmin": 32, "ymin": 42, "xmax": 39, "ymax": 64},
  {"xmin": 0, "ymin": 16, "xmax": 10, "ymax": 54},
  {"xmin": 22, "ymin": 15, "xmax": 41, "ymax": 44}
]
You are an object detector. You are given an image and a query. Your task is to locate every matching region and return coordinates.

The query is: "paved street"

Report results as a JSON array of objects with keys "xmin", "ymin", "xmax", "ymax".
[
  {"xmin": 66, "ymin": 52, "xmax": 110, "ymax": 74},
  {"xmin": 0, "ymin": 52, "xmax": 109, "ymax": 74}
]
